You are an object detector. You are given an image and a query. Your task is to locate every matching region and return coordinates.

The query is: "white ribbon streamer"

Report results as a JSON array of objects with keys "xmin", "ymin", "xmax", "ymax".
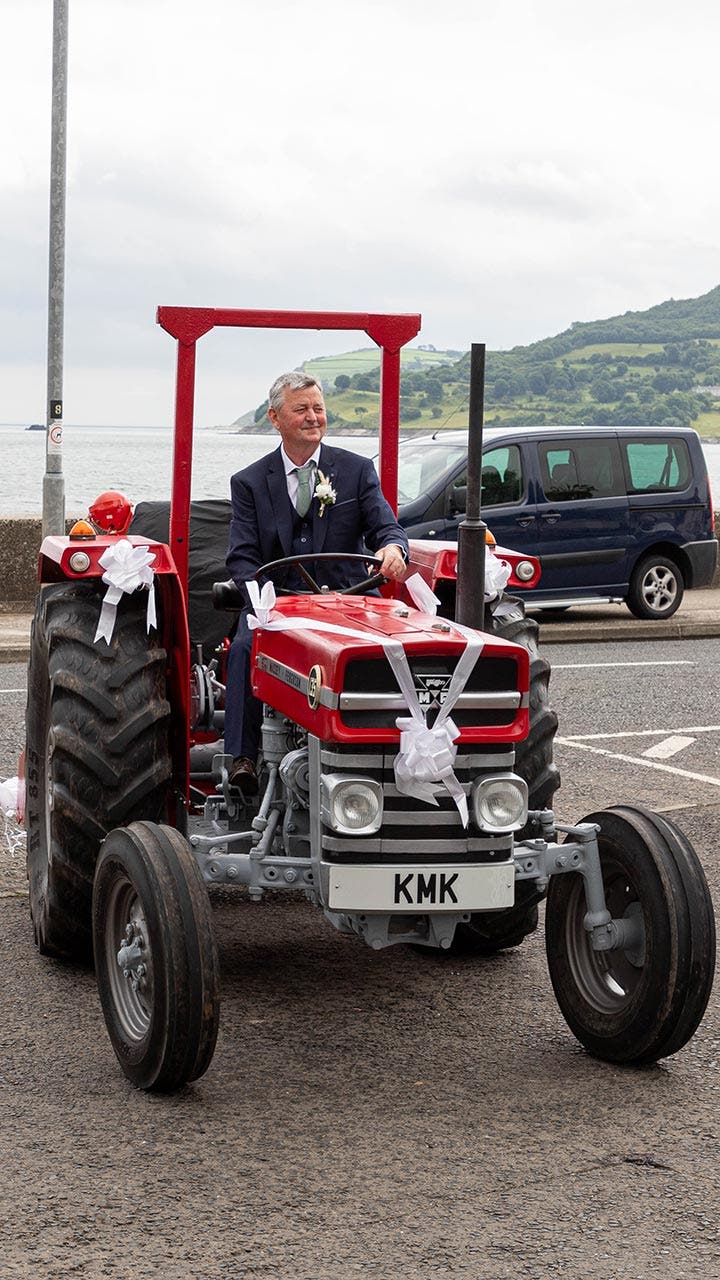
[
  {"xmin": 403, "ymin": 572, "xmax": 440, "ymax": 615},
  {"xmin": 484, "ymin": 549, "xmax": 512, "ymax": 602},
  {"xmin": 0, "ymin": 776, "xmax": 19, "ymax": 818},
  {"xmin": 245, "ymin": 580, "xmax": 483, "ymax": 825},
  {"xmin": 406, "ymin": 551, "xmax": 511, "ymax": 610},
  {"xmin": 94, "ymin": 540, "xmax": 157, "ymax": 645}
]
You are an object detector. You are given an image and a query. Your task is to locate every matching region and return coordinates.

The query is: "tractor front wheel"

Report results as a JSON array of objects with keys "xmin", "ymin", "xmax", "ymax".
[
  {"xmin": 545, "ymin": 806, "xmax": 715, "ymax": 1064},
  {"xmin": 93, "ymin": 822, "xmax": 220, "ymax": 1091}
]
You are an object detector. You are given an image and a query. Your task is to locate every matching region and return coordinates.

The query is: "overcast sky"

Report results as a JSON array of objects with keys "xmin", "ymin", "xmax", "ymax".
[{"xmin": 3, "ymin": 0, "xmax": 720, "ymax": 428}]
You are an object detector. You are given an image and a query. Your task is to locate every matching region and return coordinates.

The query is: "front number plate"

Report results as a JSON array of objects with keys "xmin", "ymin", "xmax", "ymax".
[{"xmin": 327, "ymin": 863, "xmax": 515, "ymax": 913}]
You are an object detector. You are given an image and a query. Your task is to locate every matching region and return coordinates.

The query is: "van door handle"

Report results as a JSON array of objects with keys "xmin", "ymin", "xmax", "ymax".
[
  {"xmin": 514, "ymin": 516, "xmax": 534, "ymax": 527},
  {"xmin": 542, "ymin": 512, "xmax": 562, "ymax": 524}
]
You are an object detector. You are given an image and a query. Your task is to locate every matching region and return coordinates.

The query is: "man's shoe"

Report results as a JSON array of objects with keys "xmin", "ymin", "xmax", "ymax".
[{"xmin": 229, "ymin": 756, "xmax": 259, "ymax": 796}]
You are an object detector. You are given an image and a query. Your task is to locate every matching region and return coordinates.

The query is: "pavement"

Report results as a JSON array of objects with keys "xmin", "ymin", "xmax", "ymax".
[{"xmin": 1, "ymin": 588, "xmax": 718, "ymax": 662}]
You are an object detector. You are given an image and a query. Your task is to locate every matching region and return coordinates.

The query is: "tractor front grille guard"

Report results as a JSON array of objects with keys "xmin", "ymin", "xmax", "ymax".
[{"xmin": 187, "ymin": 738, "xmax": 639, "ymax": 959}]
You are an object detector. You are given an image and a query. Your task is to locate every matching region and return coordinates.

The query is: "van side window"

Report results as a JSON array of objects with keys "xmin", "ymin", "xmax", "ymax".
[
  {"xmin": 470, "ymin": 445, "xmax": 524, "ymax": 507},
  {"xmin": 623, "ymin": 439, "xmax": 692, "ymax": 493},
  {"xmin": 540, "ymin": 439, "xmax": 623, "ymax": 502},
  {"xmin": 449, "ymin": 446, "xmax": 523, "ymax": 514}
]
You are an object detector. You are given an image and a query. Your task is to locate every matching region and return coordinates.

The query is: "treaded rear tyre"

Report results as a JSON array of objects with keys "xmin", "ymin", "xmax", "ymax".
[
  {"xmin": 450, "ymin": 595, "xmax": 560, "ymax": 954},
  {"xmin": 25, "ymin": 581, "xmax": 171, "ymax": 960},
  {"xmin": 491, "ymin": 596, "xmax": 560, "ymax": 820},
  {"xmin": 93, "ymin": 822, "xmax": 220, "ymax": 1091}
]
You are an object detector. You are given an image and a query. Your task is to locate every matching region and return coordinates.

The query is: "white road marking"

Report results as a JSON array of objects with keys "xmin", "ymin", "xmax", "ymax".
[
  {"xmin": 555, "ymin": 737, "xmax": 720, "ymax": 788},
  {"xmin": 552, "ymin": 660, "xmax": 695, "ymax": 670},
  {"xmin": 560, "ymin": 725, "xmax": 720, "ymax": 741},
  {"xmin": 0, "ymin": 689, "xmax": 25, "ymax": 695},
  {"xmin": 642, "ymin": 735, "xmax": 696, "ymax": 760}
]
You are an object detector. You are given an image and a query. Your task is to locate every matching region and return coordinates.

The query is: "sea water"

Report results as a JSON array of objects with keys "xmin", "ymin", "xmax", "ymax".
[
  {"xmin": 2, "ymin": 423, "xmax": 720, "ymax": 518},
  {"xmin": 0, "ymin": 425, "xmax": 379, "ymax": 518}
]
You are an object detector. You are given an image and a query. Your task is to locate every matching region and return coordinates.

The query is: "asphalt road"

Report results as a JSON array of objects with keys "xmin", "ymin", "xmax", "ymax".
[{"xmin": 1, "ymin": 644, "xmax": 720, "ymax": 1280}]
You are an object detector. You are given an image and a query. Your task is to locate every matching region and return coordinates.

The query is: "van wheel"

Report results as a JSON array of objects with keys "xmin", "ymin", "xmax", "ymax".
[{"xmin": 627, "ymin": 554, "xmax": 684, "ymax": 620}]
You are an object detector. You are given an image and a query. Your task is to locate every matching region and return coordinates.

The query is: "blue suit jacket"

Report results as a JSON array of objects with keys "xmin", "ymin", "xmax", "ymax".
[{"xmin": 226, "ymin": 443, "xmax": 408, "ymax": 602}]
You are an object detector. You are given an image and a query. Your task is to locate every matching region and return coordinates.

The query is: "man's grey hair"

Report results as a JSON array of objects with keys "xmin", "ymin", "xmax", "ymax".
[{"xmin": 268, "ymin": 371, "xmax": 322, "ymax": 413}]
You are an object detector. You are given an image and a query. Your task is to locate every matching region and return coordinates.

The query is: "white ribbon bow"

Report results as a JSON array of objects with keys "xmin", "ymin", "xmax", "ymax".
[
  {"xmin": 385, "ymin": 632, "xmax": 481, "ymax": 826},
  {"xmin": 245, "ymin": 578, "xmax": 482, "ymax": 826},
  {"xmin": 94, "ymin": 540, "xmax": 157, "ymax": 645},
  {"xmin": 246, "ymin": 579, "xmax": 278, "ymax": 628}
]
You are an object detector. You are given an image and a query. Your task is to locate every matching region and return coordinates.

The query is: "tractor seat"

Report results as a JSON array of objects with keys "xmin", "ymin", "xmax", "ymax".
[{"xmin": 212, "ymin": 579, "xmax": 243, "ymax": 611}]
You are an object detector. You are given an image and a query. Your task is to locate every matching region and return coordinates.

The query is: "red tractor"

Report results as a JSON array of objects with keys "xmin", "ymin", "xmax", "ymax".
[{"xmin": 20, "ymin": 307, "xmax": 715, "ymax": 1091}]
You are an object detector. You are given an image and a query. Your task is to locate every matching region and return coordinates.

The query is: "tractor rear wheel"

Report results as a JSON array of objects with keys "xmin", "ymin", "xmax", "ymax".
[
  {"xmin": 450, "ymin": 596, "xmax": 559, "ymax": 954},
  {"xmin": 491, "ymin": 597, "xmax": 560, "ymax": 820},
  {"xmin": 25, "ymin": 582, "xmax": 172, "ymax": 960},
  {"xmin": 545, "ymin": 806, "xmax": 715, "ymax": 1063},
  {"xmin": 93, "ymin": 822, "xmax": 220, "ymax": 1090}
]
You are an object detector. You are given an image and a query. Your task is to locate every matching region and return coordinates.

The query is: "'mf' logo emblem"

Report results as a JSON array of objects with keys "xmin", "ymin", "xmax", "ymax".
[{"xmin": 414, "ymin": 673, "xmax": 452, "ymax": 710}]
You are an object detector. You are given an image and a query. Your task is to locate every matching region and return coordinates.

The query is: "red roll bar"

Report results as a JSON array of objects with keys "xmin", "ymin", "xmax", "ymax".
[{"xmin": 156, "ymin": 306, "xmax": 422, "ymax": 603}]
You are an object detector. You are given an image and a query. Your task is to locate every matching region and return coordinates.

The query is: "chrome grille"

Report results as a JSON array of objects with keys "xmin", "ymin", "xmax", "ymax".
[
  {"xmin": 319, "ymin": 743, "xmax": 515, "ymax": 864},
  {"xmin": 340, "ymin": 653, "xmax": 523, "ymax": 728}
]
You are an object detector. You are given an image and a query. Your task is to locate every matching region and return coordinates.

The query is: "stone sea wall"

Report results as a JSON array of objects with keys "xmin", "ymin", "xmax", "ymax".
[
  {"xmin": 2, "ymin": 514, "xmax": 719, "ymax": 612},
  {"xmin": 0, "ymin": 519, "xmax": 46, "ymax": 612}
]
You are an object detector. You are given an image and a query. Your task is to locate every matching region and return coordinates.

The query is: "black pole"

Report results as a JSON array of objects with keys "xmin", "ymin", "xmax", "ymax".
[{"xmin": 455, "ymin": 342, "xmax": 487, "ymax": 629}]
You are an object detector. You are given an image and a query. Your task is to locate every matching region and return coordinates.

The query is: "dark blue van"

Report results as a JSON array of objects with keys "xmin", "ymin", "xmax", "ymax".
[{"xmin": 397, "ymin": 425, "xmax": 717, "ymax": 619}]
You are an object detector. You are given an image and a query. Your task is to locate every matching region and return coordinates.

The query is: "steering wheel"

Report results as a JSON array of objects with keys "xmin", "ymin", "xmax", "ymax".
[{"xmin": 253, "ymin": 552, "xmax": 387, "ymax": 596}]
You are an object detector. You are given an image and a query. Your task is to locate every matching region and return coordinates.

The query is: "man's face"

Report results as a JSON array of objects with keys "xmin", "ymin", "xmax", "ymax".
[{"xmin": 269, "ymin": 382, "xmax": 327, "ymax": 460}]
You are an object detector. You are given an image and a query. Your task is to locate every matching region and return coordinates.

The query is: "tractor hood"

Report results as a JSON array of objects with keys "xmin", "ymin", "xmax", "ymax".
[{"xmin": 251, "ymin": 594, "xmax": 530, "ymax": 745}]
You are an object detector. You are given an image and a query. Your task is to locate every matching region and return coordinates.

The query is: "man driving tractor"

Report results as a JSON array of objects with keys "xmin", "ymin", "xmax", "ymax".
[{"xmin": 224, "ymin": 371, "xmax": 408, "ymax": 794}]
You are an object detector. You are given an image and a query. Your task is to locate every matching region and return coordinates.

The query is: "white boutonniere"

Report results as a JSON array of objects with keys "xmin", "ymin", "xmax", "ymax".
[{"xmin": 314, "ymin": 469, "xmax": 336, "ymax": 517}]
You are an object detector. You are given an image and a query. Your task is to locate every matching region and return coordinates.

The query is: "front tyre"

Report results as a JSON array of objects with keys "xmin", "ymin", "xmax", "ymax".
[
  {"xmin": 626, "ymin": 554, "xmax": 684, "ymax": 620},
  {"xmin": 93, "ymin": 822, "xmax": 220, "ymax": 1091},
  {"xmin": 546, "ymin": 806, "xmax": 715, "ymax": 1064}
]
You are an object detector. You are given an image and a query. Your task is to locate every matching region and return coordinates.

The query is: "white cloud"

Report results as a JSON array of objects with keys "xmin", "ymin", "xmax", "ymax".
[{"xmin": 2, "ymin": 0, "xmax": 720, "ymax": 428}]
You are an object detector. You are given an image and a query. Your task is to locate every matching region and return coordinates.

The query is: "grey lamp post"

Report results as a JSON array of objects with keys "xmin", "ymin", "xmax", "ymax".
[{"xmin": 43, "ymin": 0, "xmax": 68, "ymax": 537}]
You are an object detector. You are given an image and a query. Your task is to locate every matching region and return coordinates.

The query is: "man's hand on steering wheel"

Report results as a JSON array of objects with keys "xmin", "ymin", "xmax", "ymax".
[{"xmin": 376, "ymin": 543, "xmax": 406, "ymax": 581}]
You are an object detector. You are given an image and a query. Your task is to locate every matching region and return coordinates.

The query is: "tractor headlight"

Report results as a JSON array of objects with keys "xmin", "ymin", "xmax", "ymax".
[
  {"xmin": 320, "ymin": 776, "xmax": 383, "ymax": 834},
  {"xmin": 471, "ymin": 774, "xmax": 528, "ymax": 832},
  {"xmin": 514, "ymin": 560, "xmax": 536, "ymax": 582},
  {"xmin": 68, "ymin": 551, "xmax": 91, "ymax": 573}
]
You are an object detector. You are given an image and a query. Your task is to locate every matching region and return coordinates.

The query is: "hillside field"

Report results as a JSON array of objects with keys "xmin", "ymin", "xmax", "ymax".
[{"xmin": 238, "ymin": 286, "xmax": 720, "ymax": 438}]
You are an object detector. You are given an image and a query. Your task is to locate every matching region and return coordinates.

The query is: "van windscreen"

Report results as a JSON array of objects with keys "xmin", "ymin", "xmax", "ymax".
[{"xmin": 396, "ymin": 442, "xmax": 468, "ymax": 504}]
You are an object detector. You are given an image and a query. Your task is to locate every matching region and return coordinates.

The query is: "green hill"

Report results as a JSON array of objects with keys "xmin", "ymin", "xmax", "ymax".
[{"xmin": 242, "ymin": 285, "xmax": 720, "ymax": 438}]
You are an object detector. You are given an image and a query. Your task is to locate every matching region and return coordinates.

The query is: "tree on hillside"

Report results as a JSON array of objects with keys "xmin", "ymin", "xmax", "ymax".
[
  {"xmin": 590, "ymin": 376, "xmax": 620, "ymax": 403},
  {"xmin": 335, "ymin": 374, "xmax": 351, "ymax": 391}
]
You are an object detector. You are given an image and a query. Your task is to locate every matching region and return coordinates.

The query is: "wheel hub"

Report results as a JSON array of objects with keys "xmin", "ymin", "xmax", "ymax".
[
  {"xmin": 642, "ymin": 566, "xmax": 676, "ymax": 612},
  {"xmin": 104, "ymin": 880, "xmax": 154, "ymax": 1041},
  {"xmin": 117, "ymin": 921, "xmax": 149, "ymax": 995}
]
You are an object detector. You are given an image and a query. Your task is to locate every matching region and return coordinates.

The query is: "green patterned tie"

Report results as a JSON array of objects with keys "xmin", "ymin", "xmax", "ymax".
[{"xmin": 295, "ymin": 464, "xmax": 314, "ymax": 518}]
